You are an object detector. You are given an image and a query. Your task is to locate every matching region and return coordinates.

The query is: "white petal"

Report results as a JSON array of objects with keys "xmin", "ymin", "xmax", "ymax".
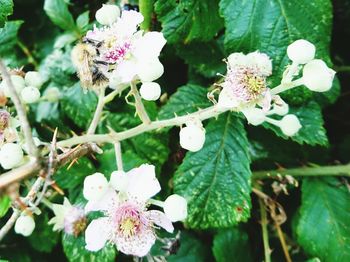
[
  {"xmin": 85, "ymin": 217, "xmax": 110, "ymax": 252},
  {"xmin": 217, "ymin": 87, "xmax": 240, "ymax": 109},
  {"xmin": 85, "ymin": 187, "xmax": 118, "ymax": 213},
  {"xmin": 83, "ymin": 173, "xmax": 109, "ymax": 201},
  {"xmin": 133, "ymin": 32, "xmax": 166, "ymax": 60},
  {"xmin": 126, "ymin": 164, "xmax": 161, "ymax": 201},
  {"xmin": 112, "ymin": 60, "xmax": 138, "ymax": 84},
  {"xmin": 146, "ymin": 210, "xmax": 174, "ymax": 233},
  {"xmin": 110, "ymin": 170, "xmax": 129, "ymax": 192}
]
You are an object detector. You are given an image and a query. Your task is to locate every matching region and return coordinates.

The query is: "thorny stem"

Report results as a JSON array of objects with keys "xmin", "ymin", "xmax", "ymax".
[
  {"xmin": 114, "ymin": 141, "xmax": 123, "ymax": 171},
  {"xmin": 130, "ymin": 81, "xmax": 151, "ymax": 124},
  {"xmin": 270, "ymin": 78, "xmax": 304, "ymax": 95},
  {"xmin": 259, "ymin": 198, "xmax": 272, "ymax": 262},
  {"xmin": 103, "ymin": 84, "xmax": 130, "ymax": 104},
  {"xmin": 0, "ymin": 60, "xmax": 39, "ymax": 158},
  {"xmin": 87, "ymin": 87, "xmax": 106, "ymax": 134},
  {"xmin": 139, "ymin": 0, "xmax": 154, "ymax": 31},
  {"xmin": 275, "ymin": 223, "xmax": 292, "ymax": 262}
]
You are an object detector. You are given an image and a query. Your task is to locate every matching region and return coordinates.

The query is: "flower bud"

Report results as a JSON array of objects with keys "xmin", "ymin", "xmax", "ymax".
[
  {"xmin": 25, "ymin": 71, "xmax": 44, "ymax": 89},
  {"xmin": 21, "ymin": 86, "xmax": 40, "ymax": 104},
  {"xmin": 163, "ymin": 194, "xmax": 188, "ymax": 222},
  {"xmin": 1, "ymin": 75, "xmax": 25, "ymax": 97},
  {"xmin": 242, "ymin": 107, "xmax": 266, "ymax": 126},
  {"xmin": 140, "ymin": 82, "xmax": 161, "ymax": 101},
  {"xmin": 287, "ymin": 39, "xmax": 315, "ymax": 64},
  {"xmin": 0, "ymin": 143, "xmax": 24, "ymax": 169},
  {"xmin": 15, "ymin": 215, "xmax": 35, "ymax": 237},
  {"xmin": 273, "ymin": 100, "xmax": 289, "ymax": 116},
  {"xmin": 302, "ymin": 59, "xmax": 335, "ymax": 92},
  {"xmin": 83, "ymin": 173, "xmax": 109, "ymax": 201},
  {"xmin": 179, "ymin": 122, "xmax": 206, "ymax": 152},
  {"xmin": 44, "ymin": 87, "xmax": 61, "ymax": 102},
  {"xmin": 137, "ymin": 59, "xmax": 164, "ymax": 82},
  {"xmin": 95, "ymin": 4, "xmax": 120, "ymax": 25},
  {"xmin": 0, "ymin": 109, "xmax": 10, "ymax": 131},
  {"xmin": 279, "ymin": 114, "xmax": 302, "ymax": 136}
]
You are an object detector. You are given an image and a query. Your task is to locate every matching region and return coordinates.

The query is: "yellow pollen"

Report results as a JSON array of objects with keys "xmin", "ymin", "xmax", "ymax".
[
  {"xmin": 244, "ymin": 75, "xmax": 265, "ymax": 94},
  {"xmin": 119, "ymin": 218, "xmax": 138, "ymax": 237},
  {"xmin": 105, "ymin": 36, "xmax": 117, "ymax": 48}
]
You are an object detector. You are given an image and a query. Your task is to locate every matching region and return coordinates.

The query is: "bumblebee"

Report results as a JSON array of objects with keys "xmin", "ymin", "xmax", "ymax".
[{"xmin": 71, "ymin": 39, "xmax": 109, "ymax": 91}]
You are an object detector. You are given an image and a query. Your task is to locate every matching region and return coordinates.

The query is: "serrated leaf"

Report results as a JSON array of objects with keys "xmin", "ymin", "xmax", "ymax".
[
  {"xmin": 212, "ymin": 228, "xmax": 253, "ymax": 262},
  {"xmin": 158, "ymin": 84, "xmax": 211, "ymax": 120},
  {"xmin": 0, "ymin": 20, "xmax": 23, "ymax": 56},
  {"xmin": 176, "ymin": 40, "xmax": 226, "ymax": 78},
  {"xmin": 0, "ymin": 0, "xmax": 13, "ymax": 28},
  {"xmin": 62, "ymin": 234, "xmax": 116, "ymax": 262},
  {"xmin": 0, "ymin": 195, "xmax": 11, "ymax": 218},
  {"xmin": 263, "ymin": 101, "xmax": 328, "ymax": 146},
  {"xmin": 55, "ymin": 157, "xmax": 95, "ymax": 189},
  {"xmin": 296, "ymin": 177, "xmax": 350, "ymax": 261},
  {"xmin": 155, "ymin": 0, "xmax": 223, "ymax": 44},
  {"xmin": 174, "ymin": 113, "xmax": 252, "ymax": 229},
  {"xmin": 44, "ymin": 0, "xmax": 77, "ymax": 31},
  {"xmin": 61, "ymin": 84, "xmax": 98, "ymax": 129},
  {"xmin": 28, "ymin": 213, "xmax": 60, "ymax": 253}
]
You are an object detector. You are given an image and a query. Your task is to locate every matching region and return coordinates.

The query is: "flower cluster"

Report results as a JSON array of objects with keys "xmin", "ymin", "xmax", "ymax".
[{"xmin": 72, "ymin": 4, "xmax": 166, "ymax": 101}]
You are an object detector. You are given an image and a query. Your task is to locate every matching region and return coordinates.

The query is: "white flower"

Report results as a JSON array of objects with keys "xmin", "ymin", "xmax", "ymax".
[
  {"xmin": 241, "ymin": 107, "xmax": 266, "ymax": 126},
  {"xmin": 48, "ymin": 198, "xmax": 86, "ymax": 236},
  {"xmin": 302, "ymin": 59, "xmax": 335, "ymax": 92},
  {"xmin": 163, "ymin": 194, "xmax": 187, "ymax": 222},
  {"xmin": 83, "ymin": 172, "xmax": 109, "ymax": 201},
  {"xmin": 137, "ymin": 58, "xmax": 164, "ymax": 82},
  {"xmin": 21, "ymin": 86, "xmax": 40, "ymax": 104},
  {"xmin": 140, "ymin": 82, "xmax": 161, "ymax": 101},
  {"xmin": 279, "ymin": 114, "xmax": 302, "ymax": 136},
  {"xmin": 0, "ymin": 75, "xmax": 25, "ymax": 97},
  {"xmin": 15, "ymin": 214, "xmax": 35, "ymax": 237},
  {"xmin": 132, "ymin": 32, "xmax": 167, "ymax": 61},
  {"xmin": 179, "ymin": 121, "xmax": 206, "ymax": 152},
  {"xmin": 84, "ymin": 164, "xmax": 174, "ymax": 257},
  {"xmin": 218, "ymin": 52, "xmax": 272, "ymax": 110},
  {"xmin": 95, "ymin": 4, "xmax": 120, "ymax": 25},
  {"xmin": 287, "ymin": 39, "xmax": 315, "ymax": 64},
  {"xmin": 25, "ymin": 71, "xmax": 44, "ymax": 89},
  {"xmin": 0, "ymin": 143, "xmax": 23, "ymax": 169}
]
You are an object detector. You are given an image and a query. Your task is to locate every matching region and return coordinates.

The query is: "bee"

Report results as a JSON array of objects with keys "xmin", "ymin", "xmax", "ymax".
[{"xmin": 71, "ymin": 38, "xmax": 109, "ymax": 91}]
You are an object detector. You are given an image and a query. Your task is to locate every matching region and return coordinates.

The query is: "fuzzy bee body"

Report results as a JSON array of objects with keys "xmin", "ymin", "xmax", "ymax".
[{"xmin": 71, "ymin": 42, "xmax": 109, "ymax": 91}]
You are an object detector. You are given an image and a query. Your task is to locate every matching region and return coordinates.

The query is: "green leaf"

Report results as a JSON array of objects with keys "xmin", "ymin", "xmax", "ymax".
[
  {"xmin": 0, "ymin": 195, "xmax": 11, "ymax": 218},
  {"xmin": 158, "ymin": 84, "xmax": 211, "ymax": 120},
  {"xmin": 55, "ymin": 157, "xmax": 95, "ymax": 189},
  {"xmin": 44, "ymin": 0, "xmax": 77, "ymax": 31},
  {"xmin": 28, "ymin": 213, "xmax": 60, "ymax": 253},
  {"xmin": 176, "ymin": 40, "xmax": 226, "ymax": 78},
  {"xmin": 296, "ymin": 177, "xmax": 350, "ymax": 261},
  {"xmin": 263, "ymin": 101, "xmax": 328, "ymax": 146},
  {"xmin": 213, "ymin": 228, "xmax": 253, "ymax": 262},
  {"xmin": 174, "ymin": 113, "xmax": 252, "ymax": 229},
  {"xmin": 155, "ymin": 0, "xmax": 223, "ymax": 44},
  {"xmin": 0, "ymin": 20, "xmax": 23, "ymax": 56},
  {"xmin": 76, "ymin": 11, "xmax": 90, "ymax": 33},
  {"xmin": 219, "ymin": 0, "xmax": 333, "ymax": 89},
  {"xmin": 62, "ymin": 234, "xmax": 116, "ymax": 262},
  {"xmin": 61, "ymin": 84, "xmax": 98, "ymax": 129},
  {"xmin": 0, "ymin": 0, "xmax": 13, "ymax": 28}
]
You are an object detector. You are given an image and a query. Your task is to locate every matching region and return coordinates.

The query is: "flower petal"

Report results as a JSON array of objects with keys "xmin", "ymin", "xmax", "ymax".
[
  {"xmin": 85, "ymin": 217, "xmax": 110, "ymax": 252},
  {"xmin": 146, "ymin": 210, "xmax": 174, "ymax": 233},
  {"xmin": 126, "ymin": 164, "xmax": 161, "ymax": 201},
  {"xmin": 114, "ymin": 227, "xmax": 156, "ymax": 257},
  {"xmin": 85, "ymin": 187, "xmax": 118, "ymax": 213}
]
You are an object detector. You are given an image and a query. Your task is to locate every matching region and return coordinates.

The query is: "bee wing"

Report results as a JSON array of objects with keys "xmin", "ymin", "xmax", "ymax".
[{"xmin": 78, "ymin": 51, "xmax": 93, "ymax": 90}]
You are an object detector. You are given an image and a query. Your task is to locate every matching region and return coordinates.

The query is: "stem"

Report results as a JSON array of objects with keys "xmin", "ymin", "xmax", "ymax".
[
  {"xmin": 0, "ymin": 210, "xmax": 20, "ymax": 241},
  {"xmin": 114, "ymin": 141, "xmax": 123, "ymax": 171},
  {"xmin": 270, "ymin": 78, "xmax": 304, "ymax": 95},
  {"xmin": 57, "ymin": 105, "xmax": 227, "ymax": 147},
  {"xmin": 275, "ymin": 223, "xmax": 292, "ymax": 262},
  {"xmin": 17, "ymin": 40, "xmax": 39, "ymax": 69},
  {"xmin": 148, "ymin": 199, "xmax": 164, "ymax": 208},
  {"xmin": 130, "ymin": 81, "xmax": 151, "ymax": 124},
  {"xmin": 259, "ymin": 198, "xmax": 272, "ymax": 262},
  {"xmin": 103, "ymin": 84, "xmax": 129, "ymax": 104},
  {"xmin": 281, "ymin": 62, "xmax": 299, "ymax": 84},
  {"xmin": 139, "ymin": 0, "xmax": 154, "ymax": 31},
  {"xmin": 87, "ymin": 87, "xmax": 106, "ymax": 135},
  {"xmin": 253, "ymin": 163, "xmax": 350, "ymax": 179},
  {"xmin": 0, "ymin": 60, "xmax": 39, "ymax": 158}
]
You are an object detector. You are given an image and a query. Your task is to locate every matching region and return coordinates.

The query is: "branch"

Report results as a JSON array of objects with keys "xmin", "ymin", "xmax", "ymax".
[
  {"xmin": 139, "ymin": 0, "xmax": 154, "ymax": 31},
  {"xmin": 130, "ymin": 81, "xmax": 151, "ymax": 124},
  {"xmin": 114, "ymin": 141, "xmax": 123, "ymax": 171},
  {"xmin": 87, "ymin": 87, "xmax": 106, "ymax": 135},
  {"xmin": 0, "ymin": 60, "xmax": 39, "ymax": 158},
  {"xmin": 258, "ymin": 198, "xmax": 272, "ymax": 262}
]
